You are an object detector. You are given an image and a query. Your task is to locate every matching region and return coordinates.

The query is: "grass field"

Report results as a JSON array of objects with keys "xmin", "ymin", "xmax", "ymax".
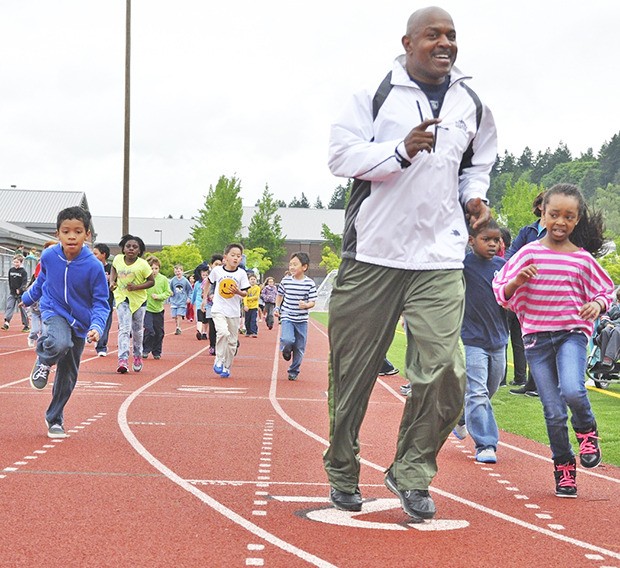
[{"xmin": 311, "ymin": 312, "xmax": 620, "ymax": 467}]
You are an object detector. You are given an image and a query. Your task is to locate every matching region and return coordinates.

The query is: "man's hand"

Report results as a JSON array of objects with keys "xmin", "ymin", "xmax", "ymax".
[
  {"xmin": 465, "ymin": 198, "xmax": 491, "ymax": 230},
  {"xmin": 403, "ymin": 118, "xmax": 441, "ymax": 157}
]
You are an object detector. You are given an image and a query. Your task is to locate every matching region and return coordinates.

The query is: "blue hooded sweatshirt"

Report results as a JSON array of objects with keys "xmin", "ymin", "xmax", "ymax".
[{"xmin": 22, "ymin": 244, "xmax": 110, "ymax": 339}]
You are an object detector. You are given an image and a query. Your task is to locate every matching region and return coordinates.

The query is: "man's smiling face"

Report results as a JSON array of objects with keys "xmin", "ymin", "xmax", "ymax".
[{"xmin": 402, "ymin": 8, "xmax": 457, "ymax": 85}]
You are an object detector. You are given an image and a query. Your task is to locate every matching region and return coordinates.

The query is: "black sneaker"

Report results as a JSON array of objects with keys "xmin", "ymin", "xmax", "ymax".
[
  {"xmin": 288, "ymin": 374, "xmax": 298, "ymax": 381},
  {"xmin": 30, "ymin": 359, "xmax": 51, "ymax": 390},
  {"xmin": 525, "ymin": 390, "xmax": 539, "ymax": 398},
  {"xmin": 2, "ymin": 322, "xmax": 9, "ymax": 331},
  {"xmin": 378, "ymin": 368, "xmax": 399, "ymax": 376},
  {"xmin": 22, "ymin": 326, "xmax": 30, "ymax": 333},
  {"xmin": 554, "ymin": 458, "xmax": 577, "ymax": 498},
  {"xmin": 196, "ymin": 331, "xmax": 202, "ymax": 340},
  {"xmin": 509, "ymin": 386, "xmax": 528, "ymax": 395},
  {"xmin": 329, "ymin": 487, "xmax": 362, "ymax": 512},
  {"xmin": 384, "ymin": 469, "xmax": 435, "ymax": 521},
  {"xmin": 282, "ymin": 345, "xmax": 292, "ymax": 361},
  {"xmin": 575, "ymin": 427, "xmax": 602, "ymax": 468}
]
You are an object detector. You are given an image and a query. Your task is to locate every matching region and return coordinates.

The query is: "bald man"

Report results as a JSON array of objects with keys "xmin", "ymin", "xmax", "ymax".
[{"xmin": 324, "ymin": 6, "xmax": 497, "ymax": 521}]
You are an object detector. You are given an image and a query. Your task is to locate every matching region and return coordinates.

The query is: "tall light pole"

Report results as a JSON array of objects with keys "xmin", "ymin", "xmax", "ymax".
[{"xmin": 122, "ymin": 0, "xmax": 131, "ymax": 235}]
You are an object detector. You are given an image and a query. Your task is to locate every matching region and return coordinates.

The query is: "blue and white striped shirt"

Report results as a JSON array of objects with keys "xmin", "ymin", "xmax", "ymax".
[{"xmin": 277, "ymin": 275, "xmax": 317, "ymax": 322}]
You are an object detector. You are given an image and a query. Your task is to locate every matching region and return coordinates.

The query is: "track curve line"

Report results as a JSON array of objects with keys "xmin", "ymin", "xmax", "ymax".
[{"xmin": 117, "ymin": 344, "xmax": 337, "ymax": 568}]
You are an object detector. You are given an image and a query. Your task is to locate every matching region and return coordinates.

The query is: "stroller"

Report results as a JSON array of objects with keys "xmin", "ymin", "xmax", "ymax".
[{"xmin": 586, "ymin": 317, "xmax": 620, "ymax": 389}]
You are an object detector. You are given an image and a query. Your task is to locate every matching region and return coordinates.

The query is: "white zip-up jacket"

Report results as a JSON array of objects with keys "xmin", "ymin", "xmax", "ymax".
[{"xmin": 328, "ymin": 55, "xmax": 497, "ymax": 270}]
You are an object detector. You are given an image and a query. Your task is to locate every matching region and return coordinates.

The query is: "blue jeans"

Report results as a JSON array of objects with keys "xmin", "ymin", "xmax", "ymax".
[
  {"xmin": 245, "ymin": 308, "xmax": 258, "ymax": 335},
  {"xmin": 464, "ymin": 345, "xmax": 505, "ymax": 452},
  {"xmin": 117, "ymin": 301, "xmax": 146, "ymax": 360},
  {"xmin": 524, "ymin": 330, "xmax": 596, "ymax": 462},
  {"xmin": 96, "ymin": 302, "xmax": 114, "ymax": 354},
  {"xmin": 280, "ymin": 319, "xmax": 308, "ymax": 377},
  {"xmin": 37, "ymin": 316, "xmax": 85, "ymax": 426}
]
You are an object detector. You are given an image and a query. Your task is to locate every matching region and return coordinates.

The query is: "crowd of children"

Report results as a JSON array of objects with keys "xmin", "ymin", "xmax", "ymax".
[{"xmin": 8, "ymin": 184, "xmax": 614, "ymax": 501}]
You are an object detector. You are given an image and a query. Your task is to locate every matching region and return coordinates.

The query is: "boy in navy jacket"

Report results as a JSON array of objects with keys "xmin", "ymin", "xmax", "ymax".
[{"xmin": 21, "ymin": 207, "xmax": 110, "ymax": 439}]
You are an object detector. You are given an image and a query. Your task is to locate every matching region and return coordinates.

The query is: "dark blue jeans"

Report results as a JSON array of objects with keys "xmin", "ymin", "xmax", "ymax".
[
  {"xmin": 524, "ymin": 330, "xmax": 595, "ymax": 462},
  {"xmin": 280, "ymin": 319, "xmax": 308, "ymax": 377},
  {"xmin": 37, "ymin": 316, "xmax": 85, "ymax": 427},
  {"xmin": 245, "ymin": 308, "xmax": 258, "ymax": 335},
  {"xmin": 96, "ymin": 304, "xmax": 113, "ymax": 354}
]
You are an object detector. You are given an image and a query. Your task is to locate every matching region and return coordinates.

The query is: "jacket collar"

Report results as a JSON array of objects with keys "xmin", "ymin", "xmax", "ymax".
[{"xmin": 392, "ymin": 54, "xmax": 470, "ymax": 89}]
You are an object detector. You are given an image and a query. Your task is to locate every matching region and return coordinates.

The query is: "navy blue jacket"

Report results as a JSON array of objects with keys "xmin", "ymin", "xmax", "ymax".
[
  {"xmin": 22, "ymin": 244, "xmax": 110, "ymax": 338},
  {"xmin": 461, "ymin": 252, "xmax": 509, "ymax": 350}
]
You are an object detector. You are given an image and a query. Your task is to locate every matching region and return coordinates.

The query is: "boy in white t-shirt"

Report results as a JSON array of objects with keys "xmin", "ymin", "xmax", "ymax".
[{"xmin": 208, "ymin": 243, "xmax": 249, "ymax": 378}]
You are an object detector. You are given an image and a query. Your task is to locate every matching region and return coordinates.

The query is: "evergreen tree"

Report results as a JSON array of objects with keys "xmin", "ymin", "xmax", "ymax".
[
  {"xmin": 598, "ymin": 132, "xmax": 620, "ymax": 186},
  {"xmin": 191, "ymin": 175, "xmax": 243, "ymax": 259},
  {"xmin": 246, "ymin": 186, "xmax": 286, "ymax": 264},
  {"xmin": 314, "ymin": 197, "xmax": 325, "ymax": 209},
  {"xmin": 289, "ymin": 192, "xmax": 310, "ymax": 208},
  {"xmin": 328, "ymin": 183, "xmax": 349, "ymax": 209}
]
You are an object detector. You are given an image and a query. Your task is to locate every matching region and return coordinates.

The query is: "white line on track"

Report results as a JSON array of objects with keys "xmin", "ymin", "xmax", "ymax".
[
  {"xmin": 297, "ymin": 319, "xmax": 620, "ymax": 561},
  {"xmin": 117, "ymin": 344, "xmax": 337, "ymax": 568}
]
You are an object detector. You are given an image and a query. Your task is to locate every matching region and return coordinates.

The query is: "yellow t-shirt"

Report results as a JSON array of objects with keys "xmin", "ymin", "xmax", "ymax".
[
  {"xmin": 112, "ymin": 255, "xmax": 152, "ymax": 313},
  {"xmin": 243, "ymin": 284, "xmax": 261, "ymax": 310}
]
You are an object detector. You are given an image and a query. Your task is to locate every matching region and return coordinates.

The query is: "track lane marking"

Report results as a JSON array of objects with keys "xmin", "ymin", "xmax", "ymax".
[
  {"xmin": 293, "ymin": 319, "xmax": 620, "ymax": 560},
  {"xmin": 117, "ymin": 344, "xmax": 336, "ymax": 568}
]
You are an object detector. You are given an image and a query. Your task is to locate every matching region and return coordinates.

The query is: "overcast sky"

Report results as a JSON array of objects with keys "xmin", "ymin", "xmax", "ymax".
[{"xmin": 1, "ymin": 1, "xmax": 618, "ymax": 219}]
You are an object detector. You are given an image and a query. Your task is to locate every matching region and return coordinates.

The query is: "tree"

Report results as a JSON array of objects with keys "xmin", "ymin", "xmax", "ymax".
[
  {"xmin": 314, "ymin": 197, "xmax": 325, "ymax": 209},
  {"xmin": 149, "ymin": 242, "xmax": 203, "ymax": 278},
  {"xmin": 191, "ymin": 175, "xmax": 243, "ymax": 259},
  {"xmin": 498, "ymin": 177, "xmax": 543, "ymax": 236},
  {"xmin": 328, "ymin": 183, "xmax": 349, "ymax": 209},
  {"xmin": 319, "ymin": 245, "xmax": 342, "ymax": 273},
  {"xmin": 516, "ymin": 146, "xmax": 534, "ymax": 171},
  {"xmin": 289, "ymin": 193, "xmax": 310, "ymax": 208},
  {"xmin": 244, "ymin": 247, "xmax": 273, "ymax": 276},
  {"xmin": 246, "ymin": 185, "xmax": 287, "ymax": 264},
  {"xmin": 321, "ymin": 223, "xmax": 342, "ymax": 255},
  {"xmin": 275, "ymin": 199, "xmax": 287, "ymax": 207}
]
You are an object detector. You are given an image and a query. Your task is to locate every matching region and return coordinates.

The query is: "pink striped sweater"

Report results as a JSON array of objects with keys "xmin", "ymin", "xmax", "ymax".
[{"xmin": 492, "ymin": 241, "xmax": 614, "ymax": 337}]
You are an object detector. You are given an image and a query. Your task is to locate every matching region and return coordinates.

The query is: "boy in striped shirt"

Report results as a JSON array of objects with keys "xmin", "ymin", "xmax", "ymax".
[{"xmin": 274, "ymin": 252, "xmax": 317, "ymax": 381}]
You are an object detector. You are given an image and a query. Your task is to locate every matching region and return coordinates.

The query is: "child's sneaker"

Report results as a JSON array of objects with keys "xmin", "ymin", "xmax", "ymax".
[
  {"xmin": 219, "ymin": 368, "xmax": 230, "ymax": 378},
  {"xmin": 202, "ymin": 333, "xmax": 208, "ymax": 341},
  {"xmin": 208, "ymin": 347, "xmax": 215, "ymax": 356},
  {"xmin": 575, "ymin": 426, "xmax": 602, "ymax": 468},
  {"xmin": 22, "ymin": 326, "xmax": 30, "ymax": 333},
  {"xmin": 47, "ymin": 422, "xmax": 68, "ymax": 439},
  {"xmin": 452, "ymin": 424, "xmax": 468, "ymax": 440},
  {"xmin": 213, "ymin": 361, "xmax": 223, "ymax": 375},
  {"xmin": 475, "ymin": 448, "xmax": 497, "ymax": 463},
  {"xmin": 132, "ymin": 356, "xmax": 143, "ymax": 372},
  {"xmin": 30, "ymin": 359, "xmax": 51, "ymax": 390},
  {"xmin": 554, "ymin": 457, "xmax": 577, "ymax": 498},
  {"xmin": 175, "ymin": 327, "xmax": 182, "ymax": 335},
  {"xmin": 27, "ymin": 337, "xmax": 36, "ymax": 348},
  {"xmin": 117, "ymin": 359, "xmax": 129, "ymax": 374},
  {"xmin": 2, "ymin": 322, "xmax": 9, "ymax": 331},
  {"xmin": 153, "ymin": 354, "xmax": 161, "ymax": 360},
  {"xmin": 196, "ymin": 331, "xmax": 202, "ymax": 340},
  {"xmin": 288, "ymin": 373, "xmax": 298, "ymax": 381},
  {"xmin": 282, "ymin": 345, "xmax": 292, "ymax": 361}
]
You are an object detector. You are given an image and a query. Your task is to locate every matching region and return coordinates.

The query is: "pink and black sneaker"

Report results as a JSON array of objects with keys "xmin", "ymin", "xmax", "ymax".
[
  {"xmin": 575, "ymin": 426, "xmax": 602, "ymax": 468},
  {"xmin": 554, "ymin": 458, "xmax": 577, "ymax": 498}
]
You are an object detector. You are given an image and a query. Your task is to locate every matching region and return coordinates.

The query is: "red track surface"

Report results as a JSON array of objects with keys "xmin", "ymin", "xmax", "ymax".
[{"xmin": 1, "ymin": 311, "xmax": 619, "ymax": 567}]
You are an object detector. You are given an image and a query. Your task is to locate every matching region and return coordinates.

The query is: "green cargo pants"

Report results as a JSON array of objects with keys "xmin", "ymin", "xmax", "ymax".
[{"xmin": 323, "ymin": 259, "xmax": 466, "ymax": 492}]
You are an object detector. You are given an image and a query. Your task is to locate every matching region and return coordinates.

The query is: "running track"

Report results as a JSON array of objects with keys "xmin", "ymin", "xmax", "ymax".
[{"xmin": 1, "ymin": 313, "xmax": 619, "ymax": 567}]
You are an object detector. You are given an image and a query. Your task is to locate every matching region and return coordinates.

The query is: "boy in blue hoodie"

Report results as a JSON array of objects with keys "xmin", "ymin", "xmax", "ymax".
[{"xmin": 21, "ymin": 207, "xmax": 110, "ymax": 439}]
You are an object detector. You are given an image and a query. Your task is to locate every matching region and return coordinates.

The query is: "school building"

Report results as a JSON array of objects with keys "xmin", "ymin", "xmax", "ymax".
[{"xmin": 0, "ymin": 188, "xmax": 344, "ymax": 290}]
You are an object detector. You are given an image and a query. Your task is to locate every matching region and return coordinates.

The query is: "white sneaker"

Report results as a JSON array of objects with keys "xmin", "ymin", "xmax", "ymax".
[
  {"xmin": 476, "ymin": 448, "xmax": 497, "ymax": 463},
  {"xmin": 97, "ymin": 351, "xmax": 108, "ymax": 357},
  {"xmin": 452, "ymin": 424, "xmax": 468, "ymax": 440},
  {"xmin": 27, "ymin": 338, "xmax": 36, "ymax": 348}
]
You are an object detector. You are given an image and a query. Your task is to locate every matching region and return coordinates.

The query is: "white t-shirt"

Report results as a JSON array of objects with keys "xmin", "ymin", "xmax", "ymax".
[{"xmin": 209, "ymin": 265, "xmax": 250, "ymax": 318}]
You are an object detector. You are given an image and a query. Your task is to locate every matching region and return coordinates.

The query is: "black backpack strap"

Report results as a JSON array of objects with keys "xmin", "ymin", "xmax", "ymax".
[
  {"xmin": 342, "ymin": 72, "xmax": 394, "ymax": 260},
  {"xmin": 372, "ymin": 71, "xmax": 393, "ymax": 121},
  {"xmin": 459, "ymin": 83, "xmax": 484, "ymax": 175}
]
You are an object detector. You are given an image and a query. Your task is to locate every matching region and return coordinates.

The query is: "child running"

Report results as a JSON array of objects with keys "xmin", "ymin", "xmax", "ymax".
[
  {"xmin": 243, "ymin": 274, "xmax": 261, "ymax": 338},
  {"xmin": 110, "ymin": 234, "xmax": 154, "ymax": 374},
  {"xmin": 493, "ymin": 183, "xmax": 614, "ymax": 498},
  {"xmin": 461, "ymin": 219, "xmax": 509, "ymax": 464},
  {"xmin": 260, "ymin": 276, "xmax": 277, "ymax": 330},
  {"xmin": 208, "ymin": 244, "xmax": 249, "ymax": 378},
  {"xmin": 274, "ymin": 252, "xmax": 317, "ymax": 381},
  {"xmin": 21, "ymin": 207, "xmax": 109, "ymax": 438},
  {"xmin": 143, "ymin": 256, "xmax": 171, "ymax": 360},
  {"xmin": 169, "ymin": 264, "xmax": 192, "ymax": 335},
  {"xmin": 192, "ymin": 265, "xmax": 210, "ymax": 341}
]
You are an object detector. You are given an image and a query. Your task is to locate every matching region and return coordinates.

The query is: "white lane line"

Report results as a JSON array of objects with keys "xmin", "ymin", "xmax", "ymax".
[
  {"xmin": 118, "ymin": 345, "xmax": 336, "ymax": 568},
  {"xmin": 280, "ymin": 319, "xmax": 620, "ymax": 561}
]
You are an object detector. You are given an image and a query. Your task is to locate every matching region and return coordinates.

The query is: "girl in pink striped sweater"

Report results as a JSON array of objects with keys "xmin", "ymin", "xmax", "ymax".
[{"xmin": 493, "ymin": 184, "xmax": 614, "ymax": 498}]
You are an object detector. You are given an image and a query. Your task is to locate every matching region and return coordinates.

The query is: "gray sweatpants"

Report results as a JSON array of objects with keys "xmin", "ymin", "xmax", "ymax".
[{"xmin": 323, "ymin": 259, "xmax": 466, "ymax": 493}]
